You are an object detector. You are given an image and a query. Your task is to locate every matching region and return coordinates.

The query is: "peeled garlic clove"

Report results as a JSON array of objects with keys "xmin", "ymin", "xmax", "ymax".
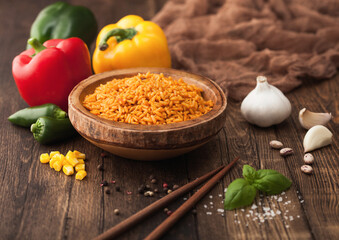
[
  {"xmin": 303, "ymin": 125, "xmax": 333, "ymax": 153},
  {"xmin": 299, "ymin": 108, "xmax": 332, "ymax": 129}
]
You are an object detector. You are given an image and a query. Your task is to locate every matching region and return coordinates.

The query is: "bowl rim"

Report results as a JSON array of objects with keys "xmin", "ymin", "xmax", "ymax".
[{"xmin": 68, "ymin": 67, "xmax": 227, "ymax": 133}]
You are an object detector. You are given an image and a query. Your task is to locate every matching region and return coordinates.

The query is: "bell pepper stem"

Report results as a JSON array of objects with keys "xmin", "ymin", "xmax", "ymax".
[
  {"xmin": 99, "ymin": 28, "xmax": 137, "ymax": 51},
  {"xmin": 27, "ymin": 38, "xmax": 46, "ymax": 57}
]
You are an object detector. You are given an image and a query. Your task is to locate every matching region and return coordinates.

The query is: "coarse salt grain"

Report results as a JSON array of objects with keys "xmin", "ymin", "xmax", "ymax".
[
  {"xmin": 251, "ymin": 204, "xmax": 258, "ymax": 209},
  {"xmin": 204, "ymin": 204, "xmax": 208, "ymax": 208},
  {"xmin": 206, "ymin": 212, "xmax": 212, "ymax": 215},
  {"xmin": 277, "ymin": 197, "xmax": 283, "ymax": 202},
  {"xmin": 209, "ymin": 195, "xmax": 213, "ymax": 199},
  {"xmin": 217, "ymin": 209, "xmax": 225, "ymax": 213}
]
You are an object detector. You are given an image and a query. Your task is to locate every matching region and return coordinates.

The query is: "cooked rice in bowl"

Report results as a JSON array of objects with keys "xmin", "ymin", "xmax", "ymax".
[{"xmin": 82, "ymin": 72, "xmax": 214, "ymax": 125}]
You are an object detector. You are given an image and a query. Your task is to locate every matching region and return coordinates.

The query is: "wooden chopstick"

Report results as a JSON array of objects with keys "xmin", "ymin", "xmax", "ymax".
[
  {"xmin": 145, "ymin": 156, "xmax": 240, "ymax": 240},
  {"xmin": 94, "ymin": 165, "xmax": 226, "ymax": 240}
]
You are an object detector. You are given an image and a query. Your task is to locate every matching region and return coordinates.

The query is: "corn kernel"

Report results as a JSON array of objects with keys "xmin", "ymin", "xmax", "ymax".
[
  {"xmin": 40, "ymin": 153, "xmax": 50, "ymax": 163},
  {"xmin": 53, "ymin": 161, "xmax": 62, "ymax": 172},
  {"xmin": 65, "ymin": 151, "xmax": 79, "ymax": 167},
  {"xmin": 63, "ymin": 165, "xmax": 74, "ymax": 176},
  {"xmin": 75, "ymin": 163, "xmax": 85, "ymax": 172},
  {"xmin": 73, "ymin": 150, "xmax": 86, "ymax": 159},
  {"xmin": 50, "ymin": 153, "xmax": 61, "ymax": 168},
  {"xmin": 49, "ymin": 151, "xmax": 60, "ymax": 158},
  {"xmin": 75, "ymin": 170, "xmax": 87, "ymax": 180},
  {"xmin": 77, "ymin": 159, "xmax": 85, "ymax": 164}
]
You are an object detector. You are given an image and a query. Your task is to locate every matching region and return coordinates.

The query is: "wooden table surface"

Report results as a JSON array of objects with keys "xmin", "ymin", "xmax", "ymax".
[{"xmin": 1, "ymin": 1, "xmax": 338, "ymax": 239}]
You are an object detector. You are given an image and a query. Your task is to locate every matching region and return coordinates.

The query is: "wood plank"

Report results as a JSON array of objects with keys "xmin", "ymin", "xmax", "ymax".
[
  {"xmin": 0, "ymin": 0, "xmax": 338, "ymax": 239},
  {"xmin": 275, "ymin": 75, "xmax": 339, "ymax": 240},
  {"xmin": 100, "ymin": 154, "xmax": 196, "ymax": 240}
]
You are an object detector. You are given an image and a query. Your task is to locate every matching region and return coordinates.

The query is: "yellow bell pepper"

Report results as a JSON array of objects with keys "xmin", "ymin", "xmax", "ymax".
[{"xmin": 92, "ymin": 15, "xmax": 171, "ymax": 73}]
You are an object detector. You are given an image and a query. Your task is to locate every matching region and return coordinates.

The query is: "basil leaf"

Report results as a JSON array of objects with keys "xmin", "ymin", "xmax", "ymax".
[
  {"xmin": 242, "ymin": 165, "xmax": 257, "ymax": 184},
  {"xmin": 253, "ymin": 169, "xmax": 292, "ymax": 195},
  {"xmin": 224, "ymin": 178, "xmax": 257, "ymax": 210}
]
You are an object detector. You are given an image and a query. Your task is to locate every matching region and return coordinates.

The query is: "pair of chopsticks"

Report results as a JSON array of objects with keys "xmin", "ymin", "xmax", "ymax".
[{"xmin": 94, "ymin": 157, "xmax": 239, "ymax": 240}]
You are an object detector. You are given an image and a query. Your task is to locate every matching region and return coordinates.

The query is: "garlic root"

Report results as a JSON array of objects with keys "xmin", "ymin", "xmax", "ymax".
[
  {"xmin": 303, "ymin": 125, "xmax": 333, "ymax": 153},
  {"xmin": 299, "ymin": 108, "xmax": 332, "ymax": 129}
]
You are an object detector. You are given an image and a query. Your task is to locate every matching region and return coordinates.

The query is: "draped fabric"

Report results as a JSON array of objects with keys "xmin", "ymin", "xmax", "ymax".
[{"xmin": 153, "ymin": 0, "xmax": 339, "ymax": 100}]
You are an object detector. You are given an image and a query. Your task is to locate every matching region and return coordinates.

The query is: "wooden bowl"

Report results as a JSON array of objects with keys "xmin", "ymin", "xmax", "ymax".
[{"xmin": 68, "ymin": 68, "xmax": 227, "ymax": 161}]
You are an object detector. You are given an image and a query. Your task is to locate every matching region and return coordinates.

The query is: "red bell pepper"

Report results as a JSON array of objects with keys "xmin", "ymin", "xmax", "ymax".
[{"xmin": 12, "ymin": 37, "xmax": 92, "ymax": 110}]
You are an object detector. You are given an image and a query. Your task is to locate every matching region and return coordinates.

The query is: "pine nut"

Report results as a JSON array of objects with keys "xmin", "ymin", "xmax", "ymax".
[
  {"xmin": 280, "ymin": 148, "xmax": 293, "ymax": 157},
  {"xmin": 269, "ymin": 140, "xmax": 283, "ymax": 149},
  {"xmin": 301, "ymin": 165, "xmax": 313, "ymax": 174},
  {"xmin": 303, "ymin": 153, "xmax": 314, "ymax": 164}
]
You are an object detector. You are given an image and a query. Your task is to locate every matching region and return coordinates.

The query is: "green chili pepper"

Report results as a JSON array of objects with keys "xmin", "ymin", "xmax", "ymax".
[
  {"xmin": 28, "ymin": 1, "xmax": 97, "ymax": 48},
  {"xmin": 8, "ymin": 103, "xmax": 67, "ymax": 127},
  {"xmin": 30, "ymin": 117, "xmax": 76, "ymax": 144}
]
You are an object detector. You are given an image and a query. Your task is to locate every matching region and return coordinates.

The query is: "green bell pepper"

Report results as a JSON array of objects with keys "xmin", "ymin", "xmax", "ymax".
[{"xmin": 28, "ymin": 1, "xmax": 97, "ymax": 48}]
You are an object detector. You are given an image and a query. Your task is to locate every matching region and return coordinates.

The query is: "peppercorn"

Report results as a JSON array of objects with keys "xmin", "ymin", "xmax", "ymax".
[
  {"xmin": 167, "ymin": 189, "xmax": 172, "ymax": 194},
  {"xmin": 145, "ymin": 184, "xmax": 151, "ymax": 190},
  {"xmin": 97, "ymin": 164, "xmax": 104, "ymax": 171},
  {"xmin": 154, "ymin": 188, "xmax": 159, "ymax": 193},
  {"xmin": 114, "ymin": 209, "xmax": 120, "ymax": 215},
  {"xmin": 163, "ymin": 208, "xmax": 169, "ymax": 213},
  {"xmin": 144, "ymin": 191, "xmax": 154, "ymax": 197},
  {"xmin": 151, "ymin": 178, "xmax": 157, "ymax": 184},
  {"xmin": 167, "ymin": 210, "xmax": 172, "ymax": 216},
  {"xmin": 115, "ymin": 186, "xmax": 121, "ymax": 192},
  {"xmin": 173, "ymin": 184, "xmax": 179, "ymax": 190},
  {"xmin": 105, "ymin": 189, "xmax": 111, "ymax": 194},
  {"xmin": 102, "ymin": 180, "xmax": 108, "ymax": 186},
  {"xmin": 138, "ymin": 184, "xmax": 146, "ymax": 194},
  {"xmin": 162, "ymin": 183, "xmax": 168, "ymax": 188},
  {"xmin": 100, "ymin": 153, "xmax": 107, "ymax": 158}
]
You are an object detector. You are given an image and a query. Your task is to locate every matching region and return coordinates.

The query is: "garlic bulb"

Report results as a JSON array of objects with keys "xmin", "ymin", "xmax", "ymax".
[
  {"xmin": 299, "ymin": 108, "xmax": 332, "ymax": 129},
  {"xmin": 241, "ymin": 76, "xmax": 292, "ymax": 127},
  {"xmin": 303, "ymin": 125, "xmax": 333, "ymax": 152}
]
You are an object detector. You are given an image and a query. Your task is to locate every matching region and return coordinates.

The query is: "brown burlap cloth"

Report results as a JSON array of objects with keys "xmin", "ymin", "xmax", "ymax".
[{"xmin": 153, "ymin": 0, "xmax": 339, "ymax": 101}]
